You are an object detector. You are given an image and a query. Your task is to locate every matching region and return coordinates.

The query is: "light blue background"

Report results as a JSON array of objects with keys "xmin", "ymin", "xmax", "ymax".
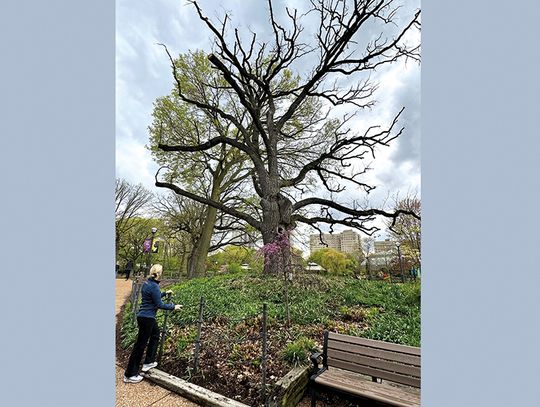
[
  {"xmin": 423, "ymin": 1, "xmax": 540, "ymax": 405},
  {"xmin": 1, "ymin": 1, "xmax": 539, "ymax": 406},
  {"xmin": 0, "ymin": 1, "xmax": 115, "ymax": 406}
]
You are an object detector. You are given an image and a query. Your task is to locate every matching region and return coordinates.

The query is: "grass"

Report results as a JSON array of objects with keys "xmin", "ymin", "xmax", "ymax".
[{"xmin": 121, "ymin": 272, "xmax": 420, "ymax": 348}]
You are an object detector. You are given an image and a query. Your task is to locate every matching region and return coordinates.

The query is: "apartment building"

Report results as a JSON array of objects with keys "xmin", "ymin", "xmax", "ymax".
[
  {"xmin": 374, "ymin": 239, "xmax": 395, "ymax": 254},
  {"xmin": 309, "ymin": 229, "xmax": 362, "ymax": 254}
]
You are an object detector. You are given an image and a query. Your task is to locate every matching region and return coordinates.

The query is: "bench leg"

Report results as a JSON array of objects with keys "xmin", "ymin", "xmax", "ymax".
[{"xmin": 310, "ymin": 386, "xmax": 317, "ymax": 407}]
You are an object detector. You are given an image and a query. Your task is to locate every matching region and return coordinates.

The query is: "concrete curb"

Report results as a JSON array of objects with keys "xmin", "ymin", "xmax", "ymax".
[
  {"xmin": 268, "ymin": 366, "xmax": 310, "ymax": 407},
  {"xmin": 143, "ymin": 369, "xmax": 249, "ymax": 407}
]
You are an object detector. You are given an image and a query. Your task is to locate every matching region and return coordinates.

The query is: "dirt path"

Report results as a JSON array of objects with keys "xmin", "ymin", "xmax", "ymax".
[{"xmin": 115, "ymin": 278, "xmax": 199, "ymax": 407}]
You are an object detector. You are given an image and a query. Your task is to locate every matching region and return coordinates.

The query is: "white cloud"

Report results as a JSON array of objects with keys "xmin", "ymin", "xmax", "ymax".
[{"xmin": 116, "ymin": 136, "xmax": 158, "ymax": 189}]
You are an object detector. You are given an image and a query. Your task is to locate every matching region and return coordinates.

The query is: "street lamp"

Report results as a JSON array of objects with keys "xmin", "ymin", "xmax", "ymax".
[
  {"xmin": 150, "ymin": 227, "xmax": 157, "ymax": 270},
  {"xmin": 145, "ymin": 227, "xmax": 158, "ymax": 276},
  {"xmin": 396, "ymin": 243, "xmax": 405, "ymax": 283}
]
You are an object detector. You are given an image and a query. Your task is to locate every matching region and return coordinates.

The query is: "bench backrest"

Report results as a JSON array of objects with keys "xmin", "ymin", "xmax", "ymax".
[{"xmin": 324, "ymin": 332, "xmax": 421, "ymax": 388}]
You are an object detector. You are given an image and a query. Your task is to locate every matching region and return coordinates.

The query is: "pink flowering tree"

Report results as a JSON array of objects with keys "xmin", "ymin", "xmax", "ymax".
[{"xmin": 259, "ymin": 229, "xmax": 291, "ymax": 275}]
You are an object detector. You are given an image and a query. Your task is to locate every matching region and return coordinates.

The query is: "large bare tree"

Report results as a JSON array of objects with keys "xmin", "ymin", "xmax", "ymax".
[{"xmin": 155, "ymin": 0, "xmax": 421, "ymax": 274}]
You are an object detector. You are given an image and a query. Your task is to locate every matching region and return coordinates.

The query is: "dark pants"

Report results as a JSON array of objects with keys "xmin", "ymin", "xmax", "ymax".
[
  {"xmin": 125, "ymin": 269, "xmax": 132, "ymax": 280},
  {"xmin": 124, "ymin": 317, "xmax": 160, "ymax": 377}
]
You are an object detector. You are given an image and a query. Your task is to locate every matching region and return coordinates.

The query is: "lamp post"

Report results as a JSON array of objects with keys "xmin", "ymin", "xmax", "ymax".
[
  {"xmin": 149, "ymin": 227, "xmax": 157, "ymax": 273},
  {"xmin": 396, "ymin": 243, "xmax": 405, "ymax": 283}
]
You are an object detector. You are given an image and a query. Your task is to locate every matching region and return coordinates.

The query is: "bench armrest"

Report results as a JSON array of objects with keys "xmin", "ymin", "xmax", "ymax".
[{"xmin": 310, "ymin": 352, "xmax": 323, "ymax": 370}]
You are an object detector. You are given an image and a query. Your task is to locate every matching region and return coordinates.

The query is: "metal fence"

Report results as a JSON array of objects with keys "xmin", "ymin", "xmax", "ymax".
[
  {"xmin": 183, "ymin": 298, "xmax": 270, "ymax": 406},
  {"xmin": 127, "ymin": 287, "xmax": 271, "ymax": 406}
]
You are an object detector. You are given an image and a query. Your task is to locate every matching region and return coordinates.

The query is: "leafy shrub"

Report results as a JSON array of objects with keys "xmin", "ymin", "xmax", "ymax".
[
  {"xmin": 227, "ymin": 263, "xmax": 242, "ymax": 274},
  {"xmin": 282, "ymin": 337, "xmax": 318, "ymax": 366},
  {"xmin": 120, "ymin": 304, "xmax": 138, "ymax": 349},
  {"xmin": 339, "ymin": 306, "xmax": 366, "ymax": 322},
  {"xmin": 363, "ymin": 308, "xmax": 420, "ymax": 347},
  {"xmin": 401, "ymin": 281, "xmax": 421, "ymax": 306},
  {"xmin": 176, "ymin": 328, "xmax": 198, "ymax": 357}
]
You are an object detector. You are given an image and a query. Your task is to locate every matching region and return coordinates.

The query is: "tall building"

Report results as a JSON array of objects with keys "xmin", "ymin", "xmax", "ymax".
[
  {"xmin": 309, "ymin": 229, "xmax": 362, "ymax": 254},
  {"xmin": 340, "ymin": 230, "xmax": 361, "ymax": 253},
  {"xmin": 374, "ymin": 239, "xmax": 395, "ymax": 254}
]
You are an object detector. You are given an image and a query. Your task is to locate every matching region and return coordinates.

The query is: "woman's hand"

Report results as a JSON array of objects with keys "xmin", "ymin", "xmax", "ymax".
[
  {"xmin": 174, "ymin": 304, "xmax": 183, "ymax": 311},
  {"xmin": 165, "ymin": 290, "xmax": 173, "ymax": 296}
]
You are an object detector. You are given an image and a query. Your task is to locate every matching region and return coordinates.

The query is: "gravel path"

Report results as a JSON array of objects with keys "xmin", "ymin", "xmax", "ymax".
[{"xmin": 115, "ymin": 278, "xmax": 199, "ymax": 407}]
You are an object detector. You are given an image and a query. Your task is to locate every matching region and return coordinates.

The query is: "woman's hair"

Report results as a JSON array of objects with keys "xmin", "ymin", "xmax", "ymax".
[{"xmin": 149, "ymin": 264, "xmax": 163, "ymax": 279}]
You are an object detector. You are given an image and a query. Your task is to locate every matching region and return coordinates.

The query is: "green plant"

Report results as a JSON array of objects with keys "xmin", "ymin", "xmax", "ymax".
[
  {"xmin": 229, "ymin": 343, "xmax": 242, "ymax": 362},
  {"xmin": 339, "ymin": 306, "xmax": 366, "ymax": 322},
  {"xmin": 282, "ymin": 337, "xmax": 318, "ymax": 366},
  {"xmin": 175, "ymin": 328, "xmax": 198, "ymax": 356},
  {"xmin": 363, "ymin": 308, "xmax": 420, "ymax": 347},
  {"xmin": 120, "ymin": 304, "xmax": 139, "ymax": 349},
  {"xmin": 227, "ymin": 263, "xmax": 242, "ymax": 274},
  {"xmin": 401, "ymin": 281, "xmax": 421, "ymax": 306}
]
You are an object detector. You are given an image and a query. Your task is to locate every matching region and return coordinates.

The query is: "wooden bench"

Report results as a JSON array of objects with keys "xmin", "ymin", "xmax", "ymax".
[{"xmin": 309, "ymin": 332, "xmax": 420, "ymax": 407}]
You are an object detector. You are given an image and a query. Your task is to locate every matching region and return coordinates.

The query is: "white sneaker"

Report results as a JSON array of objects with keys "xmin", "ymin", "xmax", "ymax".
[
  {"xmin": 123, "ymin": 375, "xmax": 143, "ymax": 383},
  {"xmin": 141, "ymin": 362, "xmax": 158, "ymax": 372}
]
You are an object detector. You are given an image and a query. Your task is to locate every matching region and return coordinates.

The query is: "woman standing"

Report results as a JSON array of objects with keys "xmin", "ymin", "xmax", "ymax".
[{"xmin": 123, "ymin": 264, "xmax": 182, "ymax": 383}]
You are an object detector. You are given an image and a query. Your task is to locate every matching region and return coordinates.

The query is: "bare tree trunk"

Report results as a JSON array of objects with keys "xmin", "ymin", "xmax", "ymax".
[
  {"xmin": 179, "ymin": 241, "xmax": 189, "ymax": 278},
  {"xmin": 187, "ymin": 250, "xmax": 197, "ymax": 279},
  {"xmin": 188, "ymin": 205, "xmax": 219, "ymax": 278},
  {"xmin": 115, "ymin": 230, "xmax": 120, "ymax": 260}
]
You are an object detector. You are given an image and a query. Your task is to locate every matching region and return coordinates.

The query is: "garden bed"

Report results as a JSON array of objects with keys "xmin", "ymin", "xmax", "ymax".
[{"xmin": 119, "ymin": 272, "xmax": 420, "ymax": 406}]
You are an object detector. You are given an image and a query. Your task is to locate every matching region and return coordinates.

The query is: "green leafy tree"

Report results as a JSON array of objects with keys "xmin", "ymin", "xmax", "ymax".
[
  {"xmin": 149, "ymin": 51, "xmax": 256, "ymax": 278},
  {"xmin": 207, "ymin": 246, "xmax": 263, "ymax": 273},
  {"xmin": 309, "ymin": 248, "xmax": 353, "ymax": 275}
]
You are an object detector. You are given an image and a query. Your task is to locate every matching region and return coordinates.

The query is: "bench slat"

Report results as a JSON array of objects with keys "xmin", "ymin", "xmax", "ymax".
[
  {"xmin": 326, "ymin": 359, "xmax": 421, "ymax": 388},
  {"xmin": 327, "ymin": 341, "xmax": 420, "ymax": 367},
  {"xmin": 327, "ymin": 348, "xmax": 420, "ymax": 378},
  {"xmin": 315, "ymin": 368, "xmax": 420, "ymax": 407},
  {"xmin": 328, "ymin": 332, "xmax": 420, "ymax": 356}
]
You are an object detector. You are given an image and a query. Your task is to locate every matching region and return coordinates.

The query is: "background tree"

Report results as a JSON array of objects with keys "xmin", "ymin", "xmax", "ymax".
[
  {"xmin": 115, "ymin": 178, "xmax": 153, "ymax": 260},
  {"xmin": 152, "ymin": 192, "xmax": 258, "ymax": 278},
  {"xmin": 386, "ymin": 192, "xmax": 421, "ymax": 268},
  {"xmin": 309, "ymin": 248, "xmax": 354, "ymax": 275},
  {"xmin": 347, "ymin": 250, "xmax": 365, "ymax": 279},
  {"xmin": 362, "ymin": 236, "xmax": 375, "ymax": 279},
  {"xmin": 207, "ymin": 246, "xmax": 263, "ymax": 274},
  {"xmin": 149, "ymin": 51, "xmax": 256, "ymax": 277},
  {"xmin": 155, "ymin": 0, "xmax": 421, "ymax": 274},
  {"xmin": 152, "ymin": 193, "xmax": 203, "ymax": 277}
]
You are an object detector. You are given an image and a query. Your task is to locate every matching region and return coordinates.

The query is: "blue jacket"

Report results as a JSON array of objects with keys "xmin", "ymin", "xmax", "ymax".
[{"xmin": 137, "ymin": 278, "xmax": 174, "ymax": 319}]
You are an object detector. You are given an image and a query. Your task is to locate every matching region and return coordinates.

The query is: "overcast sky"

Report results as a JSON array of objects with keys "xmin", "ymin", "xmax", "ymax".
[{"xmin": 116, "ymin": 0, "xmax": 421, "ymax": 245}]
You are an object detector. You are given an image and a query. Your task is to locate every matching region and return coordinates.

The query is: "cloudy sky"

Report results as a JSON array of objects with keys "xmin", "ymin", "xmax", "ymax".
[{"xmin": 116, "ymin": 0, "xmax": 420, "ymax": 244}]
